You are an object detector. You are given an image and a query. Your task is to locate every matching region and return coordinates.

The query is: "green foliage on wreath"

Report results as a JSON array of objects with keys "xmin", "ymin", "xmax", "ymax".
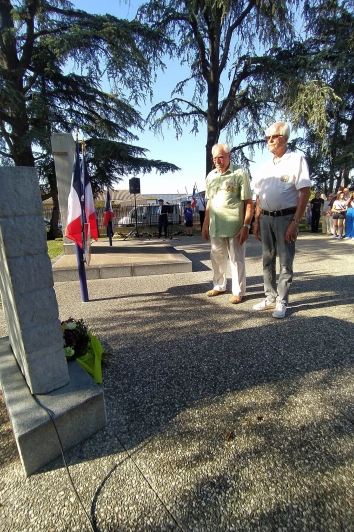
[{"xmin": 62, "ymin": 318, "xmax": 91, "ymax": 360}]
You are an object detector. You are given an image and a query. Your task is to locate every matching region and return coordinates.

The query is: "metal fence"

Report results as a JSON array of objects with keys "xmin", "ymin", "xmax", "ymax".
[{"xmin": 43, "ymin": 203, "xmax": 199, "ymax": 230}]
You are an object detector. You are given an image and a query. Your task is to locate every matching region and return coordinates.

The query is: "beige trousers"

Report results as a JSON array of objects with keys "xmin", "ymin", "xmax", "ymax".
[{"xmin": 210, "ymin": 236, "xmax": 246, "ymax": 296}]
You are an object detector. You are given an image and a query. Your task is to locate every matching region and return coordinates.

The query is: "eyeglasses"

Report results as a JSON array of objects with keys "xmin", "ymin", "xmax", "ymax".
[
  {"xmin": 266, "ymin": 134, "xmax": 283, "ymax": 142},
  {"xmin": 212, "ymin": 155, "xmax": 225, "ymax": 161}
]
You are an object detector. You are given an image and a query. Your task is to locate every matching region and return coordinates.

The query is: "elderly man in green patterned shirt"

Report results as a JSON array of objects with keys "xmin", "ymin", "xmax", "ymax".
[{"xmin": 202, "ymin": 143, "xmax": 253, "ymax": 304}]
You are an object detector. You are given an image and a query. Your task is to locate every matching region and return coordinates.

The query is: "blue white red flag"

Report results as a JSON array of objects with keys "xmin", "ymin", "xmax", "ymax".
[
  {"xmin": 103, "ymin": 189, "xmax": 115, "ymax": 226},
  {"xmin": 82, "ymin": 153, "xmax": 99, "ymax": 241},
  {"xmin": 65, "ymin": 143, "xmax": 84, "ymax": 247},
  {"xmin": 191, "ymin": 186, "xmax": 196, "ymax": 209}
]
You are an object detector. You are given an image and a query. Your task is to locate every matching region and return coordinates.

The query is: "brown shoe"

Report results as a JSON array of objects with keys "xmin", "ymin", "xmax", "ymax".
[
  {"xmin": 206, "ymin": 289, "xmax": 224, "ymax": 297},
  {"xmin": 230, "ymin": 295, "xmax": 243, "ymax": 304}
]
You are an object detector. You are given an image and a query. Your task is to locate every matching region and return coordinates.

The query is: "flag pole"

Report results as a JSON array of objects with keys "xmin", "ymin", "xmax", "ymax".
[
  {"xmin": 108, "ymin": 220, "xmax": 113, "ymax": 246},
  {"xmin": 108, "ymin": 188, "xmax": 113, "ymax": 246},
  {"xmin": 80, "ymin": 138, "xmax": 87, "ymax": 261},
  {"xmin": 78, "ymin": 138, "xmax": 89, "ymax": 302},
  {"xmin": 75, "ymin": 242, "xmax": 89, "ymax": 302},
  {"xmin": 65, "ymin": 129, "xmax": 89, "ymax": 302},
  {"xmin": 75, "ymin": 132, "xmax": 88, "ymax": 302}
]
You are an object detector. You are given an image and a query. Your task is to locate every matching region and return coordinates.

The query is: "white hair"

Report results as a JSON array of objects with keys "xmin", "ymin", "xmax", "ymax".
[
  {"xmin": 266, "ymin": 122, "xmax": 291, "ymax": 138},
  {"xmin": 211, "ymin": 143, "xmax": 231, "ymax": 156}
]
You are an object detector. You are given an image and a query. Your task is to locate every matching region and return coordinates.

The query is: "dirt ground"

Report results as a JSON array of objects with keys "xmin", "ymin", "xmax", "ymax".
[{"xmin": 0, "ymin": 391, "xmax": 19, "ymax": 468}]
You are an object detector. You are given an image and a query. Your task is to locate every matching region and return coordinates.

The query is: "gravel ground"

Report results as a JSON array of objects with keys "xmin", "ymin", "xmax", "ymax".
[{"xmin": 1, "ymin": 233, "xmax": 354, "ymax": 532}]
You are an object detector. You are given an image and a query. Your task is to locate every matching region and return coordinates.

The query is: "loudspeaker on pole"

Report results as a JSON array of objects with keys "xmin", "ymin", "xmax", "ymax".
[{"xmin": 129, "ymin": 177, "xmax": 141, "ymax": 194}]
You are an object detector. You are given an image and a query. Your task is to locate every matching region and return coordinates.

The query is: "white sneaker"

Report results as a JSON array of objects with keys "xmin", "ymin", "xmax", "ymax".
[
  {"xmin": 272, "ymin": 301, "xmax": 287, "ymax": 319},
  {"xmin": 253, "ymin": 299, "xmax": 276, "ymax": 311}
]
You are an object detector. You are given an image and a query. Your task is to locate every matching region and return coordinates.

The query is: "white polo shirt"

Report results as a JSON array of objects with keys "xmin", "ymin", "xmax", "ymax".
[
  {"xmin": 253, "ymin": 151, "xmax": 311, "ymax": 211},
  {"xmin": 196, "ymin": 197, "xmax": 207, "ymax": 211}
]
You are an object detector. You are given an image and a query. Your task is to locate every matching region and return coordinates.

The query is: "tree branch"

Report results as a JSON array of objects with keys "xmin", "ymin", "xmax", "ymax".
[{"xmin": 219, "ymin": 0, "xmax": 256, "ymax": 75}]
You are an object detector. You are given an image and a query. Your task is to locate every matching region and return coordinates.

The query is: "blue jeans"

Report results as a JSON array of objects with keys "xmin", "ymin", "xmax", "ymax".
[{"xmin": 260, "ymin": 213, "xmax": 296, "ymax": 305}]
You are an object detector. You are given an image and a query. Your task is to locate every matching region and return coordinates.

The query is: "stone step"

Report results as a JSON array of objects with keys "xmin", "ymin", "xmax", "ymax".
[{"xmin": 52, "ymin": 240, "xmax": 192, "ymax": 282}]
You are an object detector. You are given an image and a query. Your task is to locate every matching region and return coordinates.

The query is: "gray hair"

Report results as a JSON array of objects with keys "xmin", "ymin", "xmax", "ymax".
[
  {"xmin": 211, "ymin": 143, "xmax": 231, "ymax": 156},
  {"xmin": 266, "ymin": 122, "xmax": 291, "ymax": 138}
]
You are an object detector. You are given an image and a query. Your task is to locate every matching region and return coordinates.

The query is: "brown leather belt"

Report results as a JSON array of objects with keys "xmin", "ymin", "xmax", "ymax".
[{"xmin": 262, "ymin": 207, "xmax": 297, "ymax": 217}]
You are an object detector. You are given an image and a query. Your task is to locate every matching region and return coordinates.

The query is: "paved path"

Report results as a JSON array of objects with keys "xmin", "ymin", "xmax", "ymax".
[{"xmin": 1, "ymin": 234, "xmax": 354, "ymax": 531}]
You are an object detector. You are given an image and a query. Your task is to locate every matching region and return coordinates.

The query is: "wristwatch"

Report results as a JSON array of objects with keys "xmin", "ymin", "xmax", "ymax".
[
  {"xmin": 243, "ymin": 223, "xmax": 251, "ymax": 229},
  {"xmin": 292, "ymin": 218, "xmax": 301, "ymax": 224}
]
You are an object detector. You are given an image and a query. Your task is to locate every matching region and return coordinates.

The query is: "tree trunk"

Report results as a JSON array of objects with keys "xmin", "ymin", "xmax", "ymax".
[
  {"xmin": 10, "ymin": 92, "xmax": 35, "ymax": 166},
  {"xmin": 205, "ymin": 14, "xmax": 222, "ymax": 177},
  {"xmin": 205, "ymin": 76, "xmax": 220, "ymax": 175}
]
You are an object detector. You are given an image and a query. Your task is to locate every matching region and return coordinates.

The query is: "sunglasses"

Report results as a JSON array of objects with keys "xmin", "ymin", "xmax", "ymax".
[{"xmin": 265, "ymin": 134, "xmax": 283, "ymax": 141}]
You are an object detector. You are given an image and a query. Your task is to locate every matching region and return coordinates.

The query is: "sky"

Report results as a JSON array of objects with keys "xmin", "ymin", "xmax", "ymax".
[{"xmin": 70, "ymin": 0, "xmax": 272, "ymax": 194}]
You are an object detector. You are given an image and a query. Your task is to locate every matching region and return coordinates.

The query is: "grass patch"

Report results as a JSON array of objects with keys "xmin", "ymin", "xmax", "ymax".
[{"xmin": 47, "ymin": 238, "xmax": 64, "ymax": 259}]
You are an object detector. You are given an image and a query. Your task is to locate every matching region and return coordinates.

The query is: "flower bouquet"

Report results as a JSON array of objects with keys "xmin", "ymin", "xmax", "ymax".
[{"xmin": 61, "ymin": 318, "xmax": 103, "ymax": 383}]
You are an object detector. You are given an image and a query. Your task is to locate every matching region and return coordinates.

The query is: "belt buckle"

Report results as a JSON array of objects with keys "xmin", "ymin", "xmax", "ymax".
[{"xmin": 270, "ymin": 211, "xmax": 276, "ymax": 217}]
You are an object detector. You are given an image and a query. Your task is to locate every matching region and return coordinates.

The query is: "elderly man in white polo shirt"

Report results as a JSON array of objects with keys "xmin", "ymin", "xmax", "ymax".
[{"xmin": 253, "ymin": 122, "xmax": 311, "ymax": 318}]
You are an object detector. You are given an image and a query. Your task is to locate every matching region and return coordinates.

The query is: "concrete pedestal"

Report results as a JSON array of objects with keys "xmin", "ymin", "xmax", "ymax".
[{"xmin": 0, "ymin": 338, "xmax": 106, "ymax": 476}]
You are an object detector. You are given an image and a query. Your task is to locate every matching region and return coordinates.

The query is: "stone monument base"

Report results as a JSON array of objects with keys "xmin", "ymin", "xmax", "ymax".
[{"xmin": 0, "ymin": 338, "xmax": 106, "ymax": 476}]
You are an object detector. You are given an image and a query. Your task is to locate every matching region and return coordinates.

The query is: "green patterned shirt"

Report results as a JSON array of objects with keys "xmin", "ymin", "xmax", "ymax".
[{"xmin": 206, "ymin": 164, "xmax": 252, "ymax": 237}]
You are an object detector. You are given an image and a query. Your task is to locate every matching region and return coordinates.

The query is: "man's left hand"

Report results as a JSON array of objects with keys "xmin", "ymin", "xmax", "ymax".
[
  {"xmin": 236, "ymin": 226, "xmax": 249, "ymax": 245},
  {"xmin": 202, "ymin": 225, "xmax": 210, "ymax": 241},
  {"xmin": 285, "ymin": 221, "xmax": 298, "ymax": 243}
]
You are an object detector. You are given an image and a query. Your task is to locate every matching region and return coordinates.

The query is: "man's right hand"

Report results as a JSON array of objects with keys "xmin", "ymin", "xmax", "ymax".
[
  {"xmin": 253, "ymin": 221, "xmax": 261, "ymax": 241},
  {"xmin": 202, "ymin": 225, "xmax": 209, "ymax": 241}
]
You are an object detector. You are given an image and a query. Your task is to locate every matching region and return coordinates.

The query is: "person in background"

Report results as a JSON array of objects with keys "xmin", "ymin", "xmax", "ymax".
[
  {"xmin": 342, "ymin": 188, "xmax": 350, "ymax": 236},
  {"xmin": 345, "ymin": 191, "xmax": 354, "ymax": 240},
  {"xmin": 310, "ymin": 191, "xmax": 324, "ymax": 233},
  {"xmin": 196, "ymin": 192, "xmax": 207, "ymax": 229},
  {"xmin": 343, "ymin": 188, "xmax": 350, "ymax": 201},
  {"xmin": 157, "ymin": 199, "xmax": 168, "ymax": 239},
  {"xmin": 305, "ymin": 202, "xmax": 312, "ymax": 229},
  {"xmin": 327, "ymin": 192, "xmax": 338, "ymax": 234},
  {"xmin": 253, "ymin": 121, "xmax": 311, "ymax": 319},
  {"xmin": 331, "ymin": 191, "xmax": 347, "ymax": 239},
  {"xmin": 322, "ymin": 194, "xmax": 333, "ymax": 235},
  {"xmin": 184, "ymin": 200, "xmax": 194, "ymax": 236},
  {"xmin": 202, "ymin": 143, "xmax": 253, "ymax": 304}
]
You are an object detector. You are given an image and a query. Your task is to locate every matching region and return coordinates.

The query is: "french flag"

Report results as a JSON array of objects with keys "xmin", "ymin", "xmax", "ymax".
[
  {"xmin": 82, "ymin": 153, "xmax": 99, "ymax": 241},
  {"xmin": 103, "ymin": 189, "xmax": 115, "ymax": 226},
  {"xmin": 65, "ymin": 143, "xmax": 84, "ymax": 247}
]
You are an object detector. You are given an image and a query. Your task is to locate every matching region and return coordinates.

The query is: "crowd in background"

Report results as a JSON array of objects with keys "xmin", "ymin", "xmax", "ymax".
[{"xmin": 306, "ymin": 188, "xmax": 354, "ymax": 240}]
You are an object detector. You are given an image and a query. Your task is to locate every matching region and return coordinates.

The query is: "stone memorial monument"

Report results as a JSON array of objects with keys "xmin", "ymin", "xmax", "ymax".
[
  {"xmin": 0, "ymin": 166, "xmax": 106, "ymax": 475},
  {"xmin": 52, "ymin": 132, "xmax": 79, "ymax": 254},
  {"xmin": 51, "ymin": 132, "xmax": 76, "ymax": 240},
  {"xmin": 0, "ymin": 167, "xmax": 69, "ymax": 394}
]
